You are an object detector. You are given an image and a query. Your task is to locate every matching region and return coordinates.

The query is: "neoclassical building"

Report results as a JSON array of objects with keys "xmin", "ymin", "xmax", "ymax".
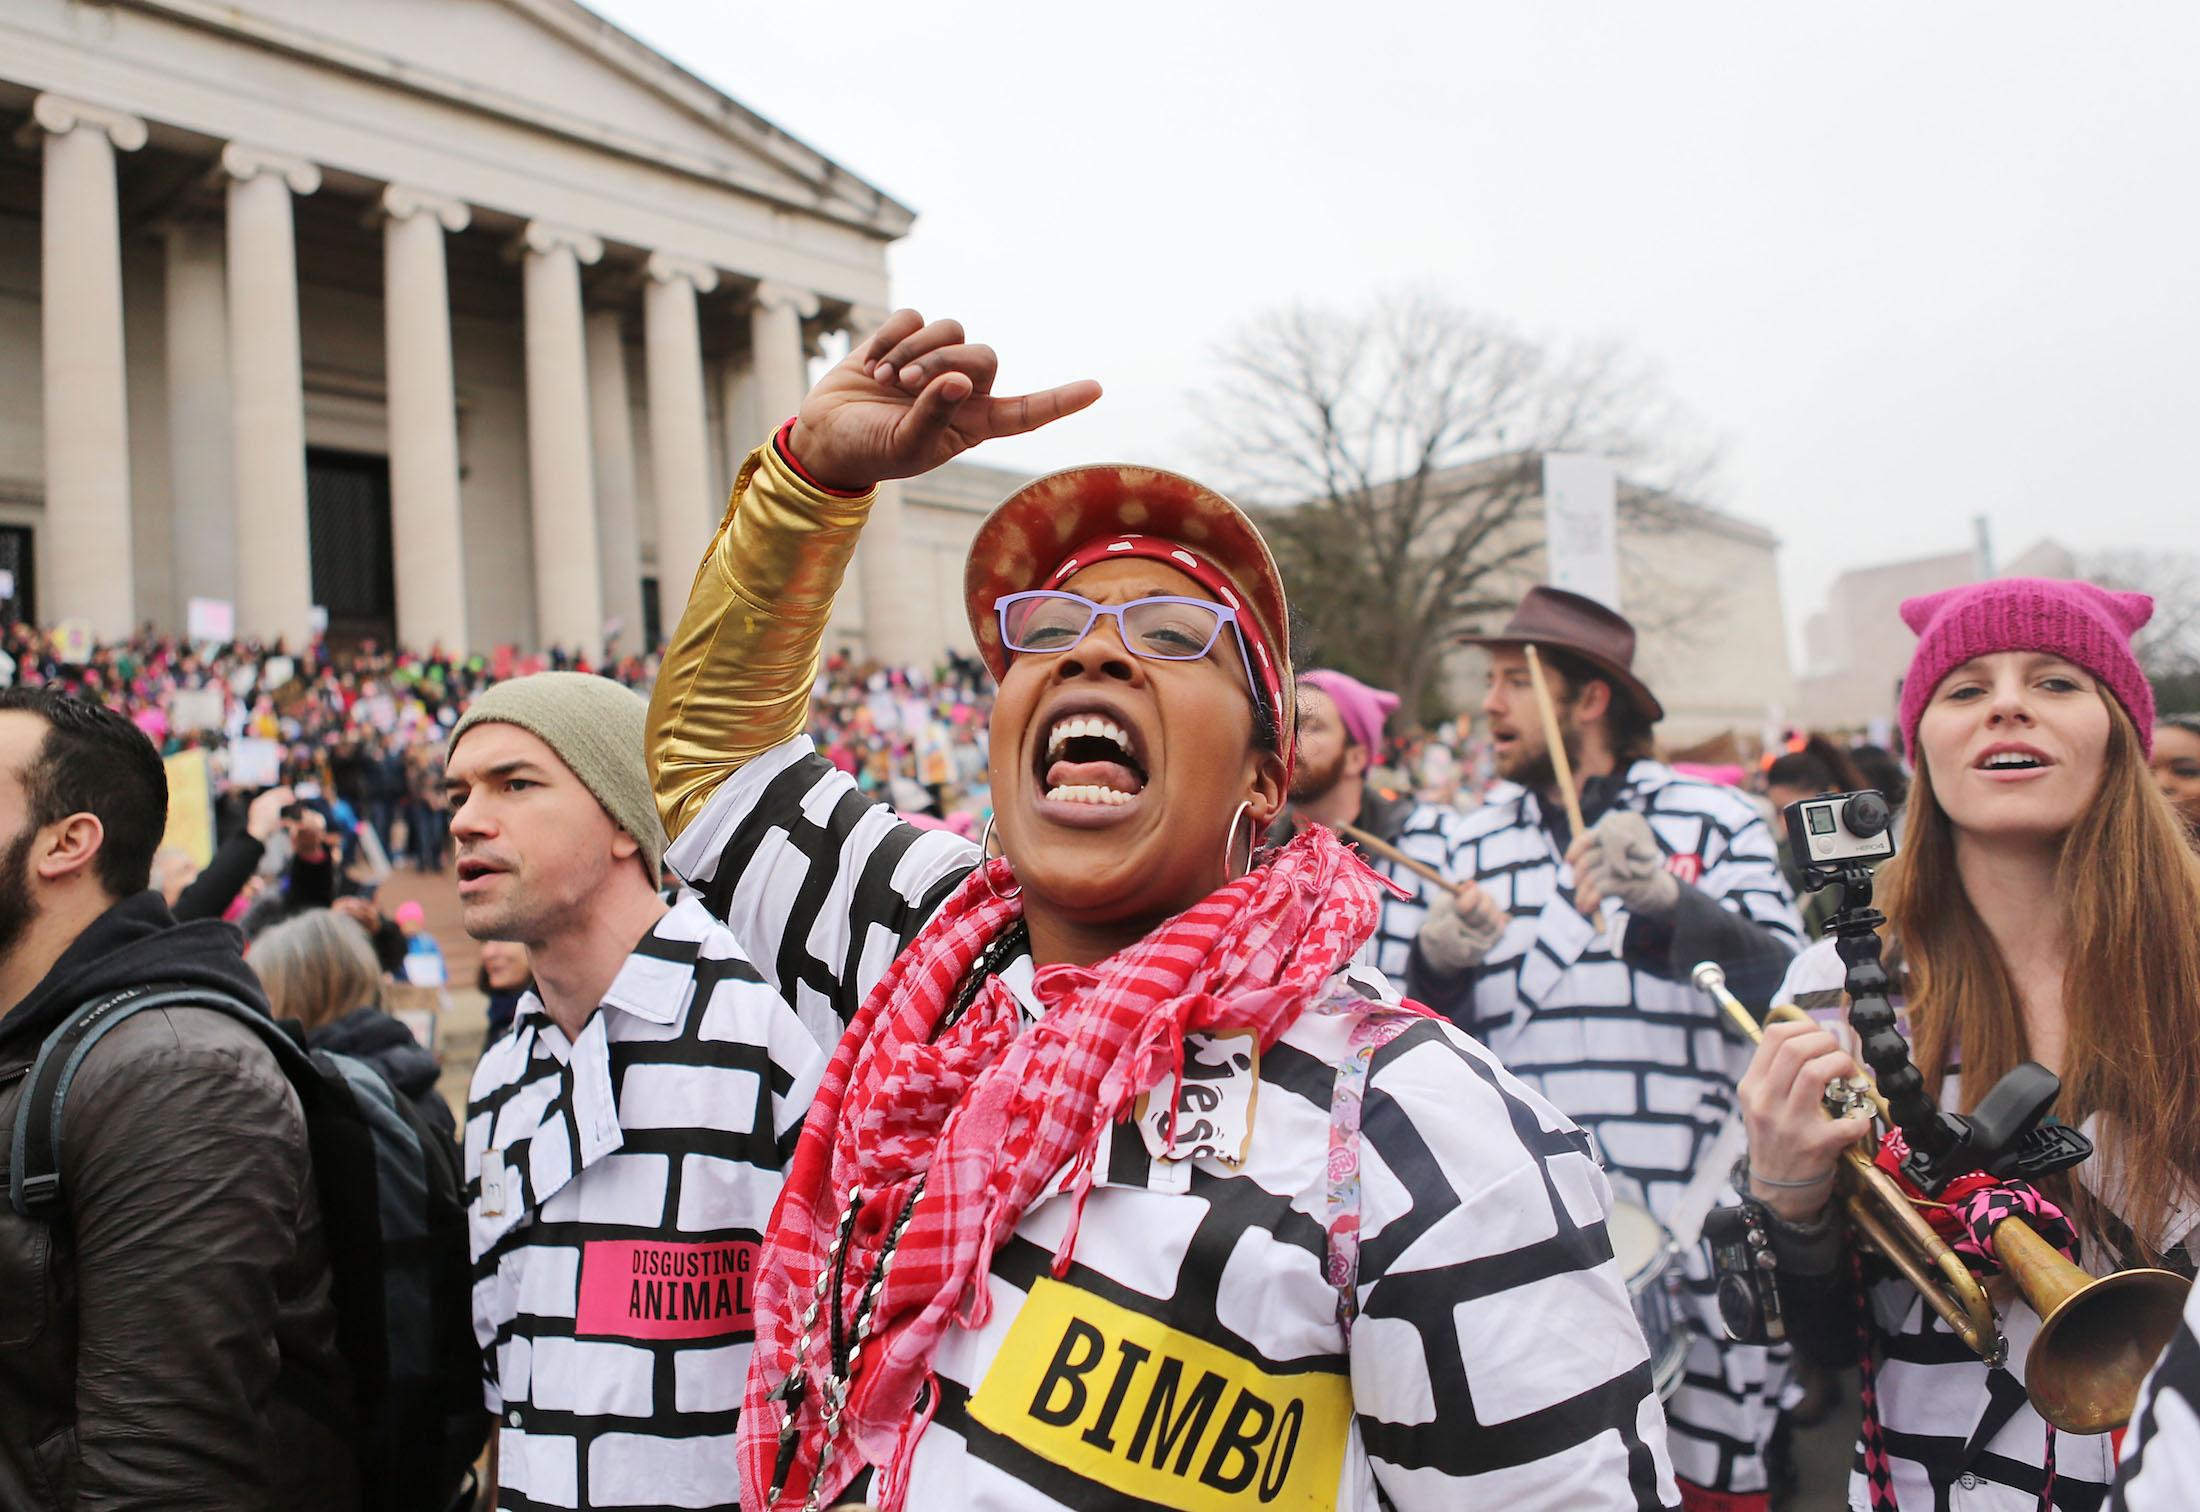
[
  {"xmin": 1, "ymin": 0, "xmax": 928, "ymax": 658},
  {"xmin": 3, "ymin": 0, "xmax": 1802, "ymax": 747}
]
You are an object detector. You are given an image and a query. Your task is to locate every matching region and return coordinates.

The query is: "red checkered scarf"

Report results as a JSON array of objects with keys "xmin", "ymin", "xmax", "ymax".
[{"xmin": 737, "ymin": 824, "xmax": 1384, "ymax": 1511}]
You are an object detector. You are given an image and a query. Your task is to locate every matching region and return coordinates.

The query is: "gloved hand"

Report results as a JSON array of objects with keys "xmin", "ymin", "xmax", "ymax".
[
  {"xmin": 1416, "ymin": 879, "xmax": 1512, "ymax": 972},
  {"xmin": 1567, "ymin": 809, "xmax": 1680, "ymax": 919}
]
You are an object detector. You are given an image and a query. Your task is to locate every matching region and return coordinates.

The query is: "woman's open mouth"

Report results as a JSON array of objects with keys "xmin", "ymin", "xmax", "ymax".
[
  {"xmin": 1032, "ymin": 707, "xmax": 1149, "ymax": 822},
  {"xmin": 1973, "ymin": 742, "xmax": 2055, "ymax": 783}
]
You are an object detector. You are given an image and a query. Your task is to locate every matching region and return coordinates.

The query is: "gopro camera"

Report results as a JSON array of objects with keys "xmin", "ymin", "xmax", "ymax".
[{"xmin": 1784, "ymin": 789, "xmax": 1895, "ymax": 874}]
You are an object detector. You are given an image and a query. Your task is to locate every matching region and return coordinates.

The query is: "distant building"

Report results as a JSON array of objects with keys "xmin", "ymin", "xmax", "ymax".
[
  {"xmin": 2, "ymin": 0, "xmax": 915, "ymax": 658},
  {"xmin": 1794, "ymin": 539, "xmax": 2076, "ymax": 734},
  {"xmin": 904, "ymin": 453, "xmax": 1797, "ymax": 749},
  {"xmin": 894, "ymin": 457, "xmax": 1036, "ymax": 665},
  {"xmin": 1429, "ymin": 462, "xmax": 1796, "ymax": 750}
]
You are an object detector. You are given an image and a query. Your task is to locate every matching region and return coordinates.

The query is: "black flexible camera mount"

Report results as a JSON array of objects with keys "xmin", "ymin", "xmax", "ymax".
[{"xmin": 1807, "ymin": 858, "xmax": 2090, "ymax": 1197}]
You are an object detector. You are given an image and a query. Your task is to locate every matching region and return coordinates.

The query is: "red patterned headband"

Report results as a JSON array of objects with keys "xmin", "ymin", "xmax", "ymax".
[{"xmin": 1045, "ymin": 533, "xmax": 1287, "ymax": 745}]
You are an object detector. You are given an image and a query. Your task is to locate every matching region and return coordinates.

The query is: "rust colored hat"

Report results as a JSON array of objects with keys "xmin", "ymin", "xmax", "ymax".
[
  {"xmin": 964, "ymin": 464, "xmax": 1295, "ymax": 757},
  {"xmin": 1461, "ymin": 585, "xmax": 1665, "ymax": 724}
]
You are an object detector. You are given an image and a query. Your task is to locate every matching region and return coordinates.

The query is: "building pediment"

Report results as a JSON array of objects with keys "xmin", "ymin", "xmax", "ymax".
[{"xmin": 120, "ymin": 0, "xmax": 914, "ymax": 237}]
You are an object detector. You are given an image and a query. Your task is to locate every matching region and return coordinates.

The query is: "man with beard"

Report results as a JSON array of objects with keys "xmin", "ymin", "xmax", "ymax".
[
  {"xmin": 1422, "ymin": 587, "xmax": 1803, "ymax": 1512},
  {"xmin": 0, "ymin": 687, "xmax": 355, "ymax": 1510},
  {"xmin": 1270, "ymin": 669, "xmax": 1477, "ymax": 995},
  {"xmin": 451, "ymin": 674, "xmax": 823, "ymax": 1512}
]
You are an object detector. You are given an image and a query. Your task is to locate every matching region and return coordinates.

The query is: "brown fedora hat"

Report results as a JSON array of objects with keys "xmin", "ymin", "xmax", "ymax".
[{"xmin": 1460, "ymin": 585, "xmax": 1665, "ymax": 723}]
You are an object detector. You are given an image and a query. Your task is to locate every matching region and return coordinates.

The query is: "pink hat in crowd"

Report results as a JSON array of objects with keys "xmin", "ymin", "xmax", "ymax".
[
  {"xmin": 393, "ymin": 900, "xmax": 427, "ymax": 930},
  {"xmin": 1297, "ymin": 669, "xmax": 1401, "ymax": 762},
  {"xmin": 1898, "ymin": 578, "xmax": 2156, "ymax": 756}
]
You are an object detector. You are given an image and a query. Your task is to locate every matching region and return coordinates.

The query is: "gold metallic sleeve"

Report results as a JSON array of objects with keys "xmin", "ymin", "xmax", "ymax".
[{"xmin": 647, "ymin": 441, "xmax": 876, "ymax": 839}]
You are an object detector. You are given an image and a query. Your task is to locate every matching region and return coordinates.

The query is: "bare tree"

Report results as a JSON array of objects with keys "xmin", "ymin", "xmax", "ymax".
[
  {"xmin": 2083, "ymin": 548, "xmax": 2200, "ymax": 709},
  {"xmin": 1196, "ymin": 290, "xmax": 1712, "ymax": 720},
  {"xmin": 2083, "ymin": 550, "xmax": 2200, "ymax": 674}
]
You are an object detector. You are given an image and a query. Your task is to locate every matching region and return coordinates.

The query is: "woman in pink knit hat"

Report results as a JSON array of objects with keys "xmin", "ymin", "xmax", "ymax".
[{"xmin": 1737, "ymin": 578, "xmax": 2200, "ymax": 1510}]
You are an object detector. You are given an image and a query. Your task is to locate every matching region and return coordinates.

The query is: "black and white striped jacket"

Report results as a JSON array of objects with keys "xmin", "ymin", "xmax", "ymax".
[
  {"xmin": 1277, "ymin": 791, "xmax": 1474, "ymax": 987},
  {"xmin": 1448, "ymin": 763, "xmax": 1802, "ymax": 1203},
  {"xmin": 2112, "ymin": 1279, "xmax": 2200, "ymax": 1509},
  {"xmin": 465, "ymin": 897, "xmax": 834, "ymax": 1511},
  {"xmin": 1446, "ymin": 761, "xmax": 1805, "ymax": 1497},
  {"xmin": 666, "ymin": 736, "xmax": 1681, "ymax": 1510}
]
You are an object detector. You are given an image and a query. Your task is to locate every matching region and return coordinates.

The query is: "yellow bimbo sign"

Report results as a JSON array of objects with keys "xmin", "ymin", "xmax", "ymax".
[{"xmin": 968, "ymin": 1278, "xmax": 1352, "ymax": 1510}]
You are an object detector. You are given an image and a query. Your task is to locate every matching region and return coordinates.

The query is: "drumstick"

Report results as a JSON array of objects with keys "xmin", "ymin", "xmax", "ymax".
[
  {"xmin": 1290, "ymin": 813, "xmax": 1459, "ymax": 896},
  {"xmin": 1337, "ymin": 821, "xmax": 1459, "ymax": 895},
  {"xmin": 1523, "ymin": 643, "xmax": 1603, "ymax": 935}
]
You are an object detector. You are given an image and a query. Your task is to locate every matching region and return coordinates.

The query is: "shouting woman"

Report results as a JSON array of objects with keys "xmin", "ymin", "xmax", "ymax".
[
  {"xmin": 1740, "ymin": 579, "xmax": 2200, "ymax": 1510},
  {"xmin": 650, "ymin": 312, "xmax": 1678, "ymax": 1511}
]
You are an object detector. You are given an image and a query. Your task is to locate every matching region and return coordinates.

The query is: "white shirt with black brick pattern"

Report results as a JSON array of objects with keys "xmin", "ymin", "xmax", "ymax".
[
  {"xmin": 665, "ymin": 735, "xmax": 1682, "ymax": 1511},
  {"xmin": 1349, "ymin": 798, "xmax": 1475, "ymax": 986},
  {"xmin": 1781, "ymin": 940, "xmax": 2200, "ymax": 1512},
  {"xmin": 2113, "ymin": 1279, "xmax": 2200, "ymax": 1510},
  {"xmin": 1448, "ymin": 761, "xmax": 1805, "ymax": 1497},
  {"xmin": 465, "ymin": 896, "xmax": 834, "ymax": 1512}
]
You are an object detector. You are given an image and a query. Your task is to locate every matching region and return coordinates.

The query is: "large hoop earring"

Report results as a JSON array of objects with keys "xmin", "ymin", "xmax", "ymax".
[
  {"xmin": 1221, "ymin": 801, "xmax": 1254, "ymax": 883},
  {"xmin": 979, "ymin": 815, "xmax": 1022, "ymax": 902}
]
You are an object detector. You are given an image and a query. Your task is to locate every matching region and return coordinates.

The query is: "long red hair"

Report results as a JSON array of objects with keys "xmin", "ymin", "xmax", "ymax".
[{"xmin": 1882, "ymin": 695, "xmax": 2200, "ymax": 1262}]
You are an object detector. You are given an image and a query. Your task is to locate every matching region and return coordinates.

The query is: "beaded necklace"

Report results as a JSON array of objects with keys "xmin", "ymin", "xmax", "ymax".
[{"xmin": 763, "ymin": 918, "xmax": 1031, "ymax": 1510}]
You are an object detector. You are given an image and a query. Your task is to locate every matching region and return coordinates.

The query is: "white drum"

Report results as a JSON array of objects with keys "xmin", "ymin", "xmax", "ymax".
[{"xmin": 1610, "ymin": 1199, "xmax": 1689, "ymax": 1400}]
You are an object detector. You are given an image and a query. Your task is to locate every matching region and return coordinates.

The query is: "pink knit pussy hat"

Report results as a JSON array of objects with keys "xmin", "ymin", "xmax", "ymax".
[
  {"xmin": 1898, "ymin": 578, "xmax": 2156, "ymax": 757},
  {"xmin": 1298, "ymin": 669, "xmax": 1401, "ymax": 762}
]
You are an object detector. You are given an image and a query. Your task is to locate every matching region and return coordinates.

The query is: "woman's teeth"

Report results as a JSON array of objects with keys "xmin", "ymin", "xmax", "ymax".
[
  {"xmin": 1046, "ymin": 784, "xmax": 1135, "ymax": 806},
  {"xmin": 1045, "ymin": 714, "xmax": 1136, "ymax": 765}
]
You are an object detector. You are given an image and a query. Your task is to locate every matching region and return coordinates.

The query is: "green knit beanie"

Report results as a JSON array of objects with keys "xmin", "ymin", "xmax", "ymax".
[{"xmin": 447, "ymin": 672, "xmax": 665, "ymax": 885}]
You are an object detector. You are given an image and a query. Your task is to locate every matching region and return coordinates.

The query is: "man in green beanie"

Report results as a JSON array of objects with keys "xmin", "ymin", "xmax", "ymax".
[{"xmin": 448, "ymin": 673, "xmax": 828, "ymax": 1511}]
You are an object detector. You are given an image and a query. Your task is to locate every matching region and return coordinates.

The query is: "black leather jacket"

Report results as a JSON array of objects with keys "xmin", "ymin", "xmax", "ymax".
[{"xmin": 0, "ymin": 893, "xmax": 356, "ymax": 1511}]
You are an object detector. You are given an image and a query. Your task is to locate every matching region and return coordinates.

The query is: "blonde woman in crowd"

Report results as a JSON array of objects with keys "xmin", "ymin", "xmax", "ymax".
[{"xmin": 249, "ymin": 908, "xmax": 453, "ymax": 1134}]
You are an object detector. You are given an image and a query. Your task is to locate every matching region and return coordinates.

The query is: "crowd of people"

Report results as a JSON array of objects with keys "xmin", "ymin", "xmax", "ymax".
[
  {"xmin": 0, "ymin": 617, "xmax": 1022, "ymax": 892},
  {"xmin": 3, "ymin": 308, "xmax": 2199, "ymax": 1512}
]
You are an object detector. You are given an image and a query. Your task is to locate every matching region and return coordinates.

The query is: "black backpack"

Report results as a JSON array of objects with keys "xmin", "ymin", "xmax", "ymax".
[{"xmin": 7, "ymin": 983, "xmax": 487, "ymax": 1512}]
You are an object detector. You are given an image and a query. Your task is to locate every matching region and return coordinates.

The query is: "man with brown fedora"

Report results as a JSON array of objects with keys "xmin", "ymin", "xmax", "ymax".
[{"xmin": 1417, "ymin": 584, "xmax": 1804, "ymax": 1512}]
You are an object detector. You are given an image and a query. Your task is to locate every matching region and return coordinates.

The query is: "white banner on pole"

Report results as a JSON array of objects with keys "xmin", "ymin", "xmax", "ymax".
[{"xmin": 1541, "ymin": 453, "xmax": 1622, "ymax": 612}]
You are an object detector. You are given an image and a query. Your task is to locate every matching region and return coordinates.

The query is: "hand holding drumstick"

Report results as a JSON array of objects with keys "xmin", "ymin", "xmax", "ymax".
[{"xmin": 1299, "ymin": 813, "xmax": 1515, "ymax": 973}]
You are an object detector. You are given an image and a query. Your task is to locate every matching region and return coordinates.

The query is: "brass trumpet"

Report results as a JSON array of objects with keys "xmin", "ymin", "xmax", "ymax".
[{"xmin": 1693, "ymin": 961, "xmax": 2191, "ymax": 1433}]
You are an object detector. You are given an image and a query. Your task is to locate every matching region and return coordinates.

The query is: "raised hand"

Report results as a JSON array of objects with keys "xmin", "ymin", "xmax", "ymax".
[
  {"xmin": 245, "ymin": 783, "xmax": 297, "ymax": 842},
  {"xmin": 1567, "ymin": 811, "xmax": 1680, "ymax": 919},
  {"xmin": 787, "ymin": 310, "xmax": 1101, "ymax": 492}
]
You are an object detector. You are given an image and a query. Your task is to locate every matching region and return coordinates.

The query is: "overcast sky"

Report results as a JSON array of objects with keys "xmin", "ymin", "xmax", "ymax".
[{"xmin": 599, "ymin": 2, "xmax": 2199, "ymax": 637}]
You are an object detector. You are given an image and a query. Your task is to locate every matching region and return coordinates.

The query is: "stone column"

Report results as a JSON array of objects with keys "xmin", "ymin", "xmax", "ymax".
[
  {"xmin": 643, "ymin": 252, "xmax": 719, "ymax": 599},
  {"xmin": 748, "ymin": 281, "xmax": 868, "ymax": 646},
  {"xmin": 842, "ymin": 303, "xmax": 924, "ymax": 665},
  {"xmin": 747, "ymin": 279, "xmax": 819, "ymax": 436},
  {"xmin": 517, "ymin": 221, "xmax": 605, "ymax": 657},
  {"xmin": 162, "ymin": 217, "xmax": 235, "ymax": 616},
  {"xmin": 23, "ymin": 95, "xmax": 146, "ymax": 640},
  {"xmin": 220, "ymin": 143, "xmax": 320, "ymax": 648},
  {"xmin": 585, "ymin": 307, "xmax": 645, "ymax": 654},
  {"xmin": 378, "ymin": 185, "xmax": 471, "ymax": 653},
  {"xmin": 719, "ymin": 352, "xmax": 760, "ymax": 485}
]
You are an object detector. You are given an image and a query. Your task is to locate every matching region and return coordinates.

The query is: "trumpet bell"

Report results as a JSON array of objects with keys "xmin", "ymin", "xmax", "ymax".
[{"xmin": 2026, "ymin": 1265, "xmax": 2191, "ymax": 1435}]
